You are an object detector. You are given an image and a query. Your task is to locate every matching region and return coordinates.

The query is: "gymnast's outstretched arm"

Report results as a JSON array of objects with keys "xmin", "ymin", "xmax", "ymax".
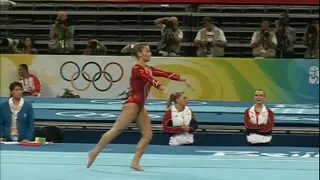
[{"xmin": 150, "ymin": 66, "xmax": 185, "ymax": 81}]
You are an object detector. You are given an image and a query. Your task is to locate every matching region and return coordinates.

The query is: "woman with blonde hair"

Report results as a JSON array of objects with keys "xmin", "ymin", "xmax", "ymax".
[
  {"xmin": 162, "ymin": 92, "xmax": 198, "ymax": 146},
  {"xmin": 87, "ymin": 43, "xmax": 193, "ymax": 171}
]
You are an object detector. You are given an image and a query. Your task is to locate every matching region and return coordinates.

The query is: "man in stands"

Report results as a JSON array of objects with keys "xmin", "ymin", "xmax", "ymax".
[
  {"xmin": 49, "ymin": 12, "xmax": 75, "ymax": 55},
  {"xmin": 244, "ymin": 89, "xmax": 274, "ymax": 146},
  {"xmin": 194, "ymin": 17, "xmax": 227, "ymax": 57},
  {"xmin": 18, "ymin": 64, "xmax": 41, "ymax": 97},
  {"xmin": 154, "ymin": 16, "xmax": 183, "ymax": 56},
  {"xmin": 83, "ymin": 39, "xmax": 107, "ymax": 55},
  {"xmin": 302, "ymin": 21, "xmax": 319, "ymax": 59},
  {"xmin": 274, "ymin": 13, "xmax": 296, "ymax": 58},
  {"xmin": 251, "ymin": 20, "xmax": 277, "ymax": 58}
]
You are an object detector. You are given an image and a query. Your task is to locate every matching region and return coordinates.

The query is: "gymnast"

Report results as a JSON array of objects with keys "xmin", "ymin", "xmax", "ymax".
[
  {"xmin": 162, "ymin": 92, "xmax": 198, "ymax": 146},
  {"xmin": 244, "ymin": 89, "xmax": 274, "ymax": 146},
  {"xmin": 87, "ymin": 43, "xmax": 194, "ymax": 171}
]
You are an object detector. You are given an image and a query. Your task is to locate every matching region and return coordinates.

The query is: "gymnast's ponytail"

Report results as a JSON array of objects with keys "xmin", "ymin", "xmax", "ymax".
[
  {"xmin": 166, "ymin": 92, "xmax": 185, "ymax": 109},
  {"xmin": 166, "ymin": 93, "xmax": 176, "ymax": 109},
  {"xmin": 120, "ymin": 43, "xmax": 148, "ymax": 59}
]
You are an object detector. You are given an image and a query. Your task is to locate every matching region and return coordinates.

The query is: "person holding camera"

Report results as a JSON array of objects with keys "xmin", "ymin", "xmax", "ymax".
[
  {"xmin": 251, "ymin": 20, "xmax": 277, "ymax": 58},
  {"xmin": 302, "ymin": 21, "xmax": 319, "ymax": 59},
  {"xmin": 1, "ymin": 37, "xmax": 37, "ymax": 54},
  {"xmin": 83, "ymin": 39, "xmax": 107, "ymax": 55},
  {"xmin": 194, "ymin": 17, "xmax": 227, "ymax": 57},
  {"xmin": 154, "ymin": 16, "xmax": 183, "ymax": 56},
  {"xmin": 49, "ymin": 12, "xmax": 75, "ymax": 55},
  {"xmin": 274, "ymin": 13, "xmax": 296, "ymax": 58},
  {"xmin": 12, "ymin": 37, "xmax": 37, "ymax": 54}
]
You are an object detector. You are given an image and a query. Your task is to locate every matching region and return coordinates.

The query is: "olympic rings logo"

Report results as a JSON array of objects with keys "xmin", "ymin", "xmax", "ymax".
[{"xmin": 60, "ymin": 61, "xmax": 124, "ymax": 92}]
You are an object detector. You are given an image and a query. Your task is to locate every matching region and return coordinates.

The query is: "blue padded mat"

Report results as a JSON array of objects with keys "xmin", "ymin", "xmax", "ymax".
[{"xmin": 0, "ymin": 143, "xmax": 319, "ymax": 180}]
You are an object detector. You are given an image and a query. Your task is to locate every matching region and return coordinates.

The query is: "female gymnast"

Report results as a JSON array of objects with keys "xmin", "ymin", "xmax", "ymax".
[
  {"xmin": 162, "ymin": 92, "xmax": 198, "ymax": 146},
  {"xmin": 87, "ymin": 43, "xmax": 194, "ymax": 171}
]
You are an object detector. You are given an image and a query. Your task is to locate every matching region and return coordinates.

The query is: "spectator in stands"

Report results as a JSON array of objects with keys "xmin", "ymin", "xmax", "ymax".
[
  {"xmin": 154, "ymin": 16, "xmax": 183, "ymax": 56},
  {"xmin": 194, "ymin": 17, "xmax": 227, "ymax": 57},
  {"xmin": 83, "ymin": 39, "xmax": 107, "ymax": 55},
  {"xmin": 18, "ymin": 64, "xmax": 41, "ymax": 97},
  {"xmin": 302, "ymin": 21, "xmax": 319, "ymax": 59},
  {"xmin": 162, "ymin": 92, "xmax": 198, "ymax": 146},
  {"xmin": 251, "ymin": 20, "xmax": 277, "ymax": 58},
  {"xmin": 49, "ymin": 12, "xmax": 75, "ymax": 55},
  {"xmin": 274, "ymin": 13, "xmax": 296, "ymax": 58},
  {"xmin": 12, "ymin": 37, "xmax": 37, "ymax": 54},
  {"xmin": 0, "ymin": 81, "xmax": 34, "ymax": 142},
  {"xmin": 244, "ymin": 89, "xmax": 274, "ymax": 146}
]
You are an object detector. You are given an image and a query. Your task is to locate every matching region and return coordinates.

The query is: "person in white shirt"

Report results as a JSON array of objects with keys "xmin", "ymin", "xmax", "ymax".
[
  {"xmin": 194, "ymin": 17, "xmax": 227, "ymax": 57},
  {"xmin": 162, "ymin": 92, "xmax": 198, "ymax": 146},
  {"xmin": 251, "ymin": 20, "xmax": 277, "ymax": 58}
]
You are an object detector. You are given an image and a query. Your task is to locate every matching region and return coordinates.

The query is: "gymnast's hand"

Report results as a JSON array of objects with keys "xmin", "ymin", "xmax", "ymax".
[
  {"xmin": 20, "ymin": 139, "xmax": 29, "ymax": 143},
  {"xmin": 184, "ymin": 80, "xmax": 195, "ymax": 91},
  {"xmin": 160, "ymin": 86, "xmax": 169, "ymax": 99},
  {"xmin": 181, "ymin": 125, "xmax": 190, "ymax": 132},
  {"xmin": 0, "ymin": 138, "xmax": 6, "ymax": 142},
  {"xmin": 179, "ymin": 78, "xmax": 194, "ymax": 91}
]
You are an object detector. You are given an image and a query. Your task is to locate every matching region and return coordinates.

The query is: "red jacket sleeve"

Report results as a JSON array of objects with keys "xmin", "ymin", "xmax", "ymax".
[
  {"xmin": 244, "ymin": 108, "xmax": 274, "ymax": 133},
  {"xmin": 260, "ymin": 108, "xmax": 274, "ymax": 132},
  {"xmin": 30, "ymin": 74, "xmax": 41, "ymax": 95},
  {"xmin": 150, "ymin": 66, "xmax": 181, "ymax": 81},
  {"xmin": 244, "ymin": 108, "xmax": 259, "ymax": 129},
  {"xmin": 132, "ymin": 65, "xmax": 162, "ymax": 89},
  {"xmin": 162, "ymin": 109, "xmax": 183, "ymax": 134}
]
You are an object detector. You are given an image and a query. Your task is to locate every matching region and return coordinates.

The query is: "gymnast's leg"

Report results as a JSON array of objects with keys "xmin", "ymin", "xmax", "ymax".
[
  {"xmin": 130, "ymin": 107, "xmax": 153, "ymax": 171},
  {"xmin": 87, "ymin": 103, "xmax": 140, "ymax": 168}
]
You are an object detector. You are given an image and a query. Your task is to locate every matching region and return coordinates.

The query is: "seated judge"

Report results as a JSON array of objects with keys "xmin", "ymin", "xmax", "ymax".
[
  {"xmin": 0, "ymin": 82, "xmax": 35, "ymax": 142},
  {"xmin": 244, "ymin": 89, "xmax": 274, "ymax": 145},
  {"xmin": 162, "ymin": 92, "xmax": 198, "ymax": 146}
]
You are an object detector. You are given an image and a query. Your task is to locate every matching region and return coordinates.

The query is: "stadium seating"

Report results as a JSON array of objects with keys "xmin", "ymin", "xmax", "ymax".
[{"xmin": 0, "ymin": 3, "xmax": 318, "ymax": 57}]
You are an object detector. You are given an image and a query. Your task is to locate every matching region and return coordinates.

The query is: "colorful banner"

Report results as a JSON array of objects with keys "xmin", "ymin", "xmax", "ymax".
[
  {"xmin": 11, "ymin": 0, "xmax": 319, "ymax": 5},
  {"xmin": 0, "ymin": 54, "xmax": 319, "ymax": 103}
]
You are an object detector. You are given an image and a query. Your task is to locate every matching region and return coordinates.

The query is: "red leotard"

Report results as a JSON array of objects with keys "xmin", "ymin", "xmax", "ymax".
[{"xmin": 124, "ymin": 64, "xmax": 181, "ymax": 109}]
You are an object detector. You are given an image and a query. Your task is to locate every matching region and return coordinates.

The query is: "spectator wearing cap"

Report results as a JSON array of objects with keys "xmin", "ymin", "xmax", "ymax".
[
  {"xmin": 154, "ymin": 16, "xmax": 183, "ymax": 56},
  {"xmin": 194, "ymin": 17, "xmax": 227, "ymax": 57},
  {"xmin": 49, "ymin": 12, "xmax": 75, "ymax": 54}
]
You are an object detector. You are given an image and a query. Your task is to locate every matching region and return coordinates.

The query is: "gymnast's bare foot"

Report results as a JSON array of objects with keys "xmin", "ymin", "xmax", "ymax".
[
  {"xmin": 130, "ymin": 164, "xmax": 144, "ymax": 171},
  {"xmin": 87, "ymin": 150, "xmax": 98, "ymax": 168}
]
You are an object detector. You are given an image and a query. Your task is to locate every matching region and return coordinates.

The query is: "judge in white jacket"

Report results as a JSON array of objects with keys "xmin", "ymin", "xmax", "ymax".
[
  {"xmin": 162, "ymin": 92, "xmax": 198, "ymax": 146},
  {"xmin": 244, "ymin": 89, "xmax": 274, "ymax": 146}
]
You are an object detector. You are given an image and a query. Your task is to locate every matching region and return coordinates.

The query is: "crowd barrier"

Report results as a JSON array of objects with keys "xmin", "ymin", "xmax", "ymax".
[
  {"xmin": 1, "ymin": 54, "xmax": 319, "ymax": 103},
  {"xmin": 31, "ymin": 128, "xmax": 318, "ymax": 147}
]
